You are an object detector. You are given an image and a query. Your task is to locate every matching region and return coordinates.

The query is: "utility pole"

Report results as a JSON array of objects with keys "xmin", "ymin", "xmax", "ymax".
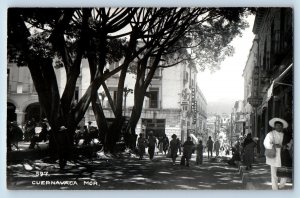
[{"xmin": 230, "ymin": 112, "xmax": 233, "ymax": 148}]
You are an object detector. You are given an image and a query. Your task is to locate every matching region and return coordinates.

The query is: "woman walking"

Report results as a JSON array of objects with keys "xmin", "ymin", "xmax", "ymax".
[
  {"xmin": 196, "ymin": 139, "xmax": 204, "ymax": 165},
  {"xmin": 137, "ymin": 133, "xmax": 147, "ymax": 160},
  {"xmin": 147, "ymin": 131, "xmax": 157, "ymax": 160},
  {"xmin": 169, "ymin": 134, "xmax": 181, "ymax": 165},
  {"xmin": 242, "ymin": 133, "xmax": 256, "ymax": 170}
]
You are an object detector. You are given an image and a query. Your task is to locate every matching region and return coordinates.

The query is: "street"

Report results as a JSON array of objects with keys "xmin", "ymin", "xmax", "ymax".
[
  {"xmin": 5, "ymin": 7, "xmax": 294, "ymax": 193},
  {"xmin": 7, "ymin": 150, "xmax": 255, "ymax": 190}
]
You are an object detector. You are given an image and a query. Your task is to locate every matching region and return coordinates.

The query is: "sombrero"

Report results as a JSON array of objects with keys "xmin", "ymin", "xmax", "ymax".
[
  {"xmin": 269, "ymin": 118, "xmax": 288, "ymax": 128},
  {"xmin": 59, "ymin": 126, "xmax": 68, "ymax": 131}
]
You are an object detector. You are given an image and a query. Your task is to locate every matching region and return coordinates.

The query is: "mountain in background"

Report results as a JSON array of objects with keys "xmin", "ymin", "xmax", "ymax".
[{"xmin": 207, "ymin": 100, "xmax": 239, "ymax": 114}]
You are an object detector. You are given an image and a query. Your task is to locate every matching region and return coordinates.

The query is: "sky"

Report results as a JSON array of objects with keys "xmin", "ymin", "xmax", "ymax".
[{"xmin": 197, "ymin": 15, "xmax": 255, "ymax": 114}]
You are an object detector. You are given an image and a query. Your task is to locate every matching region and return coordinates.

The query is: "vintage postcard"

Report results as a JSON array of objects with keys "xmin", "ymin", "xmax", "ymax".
[{"xmin": 6, "ymin": 7, "xmax": 293, "ymax": 190}]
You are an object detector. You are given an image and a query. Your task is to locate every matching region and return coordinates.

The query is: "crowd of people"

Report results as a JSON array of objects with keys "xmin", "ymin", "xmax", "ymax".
[
  {"xmin": 7, "ymin": 119, "xmax": 101, "ymax": 152},
  {"xmin": 7, "ymin": 117, "xmax": 293, "ymax": 189},
  {"xmin": 136, "ymin": 131, "xmax": 232, "ymax": 167}
]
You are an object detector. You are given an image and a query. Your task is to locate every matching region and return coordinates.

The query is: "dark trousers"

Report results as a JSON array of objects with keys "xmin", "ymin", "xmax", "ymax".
[
  {"xmin": 180, "ymin": 154, "xmax": 191, "ymax": 166},
  {"xmin": 208, "ymin": 149, "xmax": 213, "ymax": 158},
  {"xmin": 148, "ymin": 146, "xmax": 155, "ymax": 160}
]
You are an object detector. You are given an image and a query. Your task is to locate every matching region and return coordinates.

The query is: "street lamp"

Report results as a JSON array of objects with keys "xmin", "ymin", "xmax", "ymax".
[{"xmin": 123, "ymin": 87, "xmax": 133, "ymax": 116}]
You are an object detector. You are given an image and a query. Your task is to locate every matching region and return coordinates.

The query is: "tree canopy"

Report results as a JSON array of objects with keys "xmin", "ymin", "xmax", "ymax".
[{"xmin": 8, "ymin": 8, "xmax": 255, "ymax": 156}]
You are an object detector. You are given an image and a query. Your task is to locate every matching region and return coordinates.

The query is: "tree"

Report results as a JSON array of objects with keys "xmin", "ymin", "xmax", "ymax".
[
  {"xmin": 123, "ymin": 8, "xmax": 253, "ymax": 148},
  {"xmin": 7, "ymin": 7, "xmax": 255, "ymax": 158},
  {"xmin": 7, "ymin": 8, "xmax": 138, "ymax": 165}
]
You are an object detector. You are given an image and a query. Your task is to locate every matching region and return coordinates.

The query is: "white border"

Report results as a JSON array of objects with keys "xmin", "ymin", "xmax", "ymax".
[{"xmin": 0, "ymin": 0, "xmax": 299, "ymax": 198}]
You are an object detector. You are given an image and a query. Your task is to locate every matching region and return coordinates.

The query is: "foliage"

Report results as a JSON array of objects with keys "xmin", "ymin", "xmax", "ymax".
[{"xmin": 7, "ymin": 7, "xmax": 255, "ymax": 154}]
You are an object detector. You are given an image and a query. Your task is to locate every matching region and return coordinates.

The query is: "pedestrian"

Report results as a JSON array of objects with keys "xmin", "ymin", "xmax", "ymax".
[
  {"xmin": 206, "ymin": 136, "xmax": 213, "ymax": 159},
  {"xmin": 82, "ymin": 125, "xmax": 91, "ymax": 145},
  {"xmin": 137, "ymin": 133, "xmax": 147, "ymax": 160},
  {"xmin": 214, "ymin": 139, "xmax": 220, "ymax": 157},
  {"xmin": 242, "ymin": 133, "xmax": 256, "ymax": 170},
  {"xmin": 176, "ymin": 138, "xmax": 182, "ymax": 155},
  {"xmin": 225, "ymin": 144, "xmax": 230, "ymax": 155},
  {"xmin": 74, "ymin": 126, "xmax": 82, "ymax": 145},
  {"xmin": 147, "ymin": 131, "xmax": 157, "ymax": 160},
  {"xmin": 24, "ymin": 120, "xmax": 35, "ymax": 141},
  {"xmin": 180, "ymin": 136, "xmax": 195, "ymax": 167},
  {"xmin": 56, "ymin": 126, "xmax": 72, "ymax": 169},
  {"xmin": 7, "ymin": 121, "xmax": 23, "ymax": 151},
  {"xmin": 196, "ymin": 139, "xmax": 203, "ymax": 165},
  {"xmin": 220, "ymin": 145, "xmax": 224, "ymax": 156},
  {"xmin": 7, "ymin": 122, "xmax": 13, "ymax": 151},
  {"xmin": 263, "ymin": 117, "xmax": 293, "ymax": 190},
  {"xmin": 227, "ymin": 140, "xmax": 241, "ymax": 166},
  {"xmin": 29, "ymin": 122, "xmax": 48, "ymax": 149},
  {"xmin": 158, "ymin": 136, "xmax": 164, "ymax": 154},
  {"xmin": 162, "ymin": 134, "xmax": 169, "ymax": 155},
  {"xmin": 169, "ymin": 134, "xmax": 181, "ymax": 165}
]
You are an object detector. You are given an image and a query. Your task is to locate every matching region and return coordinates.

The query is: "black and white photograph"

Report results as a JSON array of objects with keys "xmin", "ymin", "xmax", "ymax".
[{"xmin": 6, "ymin": 7, "xmax": 294, "ymax": 190}]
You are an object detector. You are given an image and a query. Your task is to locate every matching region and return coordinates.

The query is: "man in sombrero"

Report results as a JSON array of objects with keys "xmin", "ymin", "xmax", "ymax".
[{"xmin": 263, "ymin": 117, "xmax": 292, "ymax": 190}]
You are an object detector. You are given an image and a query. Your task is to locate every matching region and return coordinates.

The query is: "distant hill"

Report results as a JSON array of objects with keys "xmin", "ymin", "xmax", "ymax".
[{"xmin": 207, "ymin": 100, "xmax": 237, "ymax": 114}]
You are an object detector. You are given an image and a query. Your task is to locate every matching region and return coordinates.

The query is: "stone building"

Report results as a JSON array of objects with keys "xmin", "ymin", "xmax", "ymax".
[
  {"xmin": 244, "ymin": 8, "xmax": 293, "ymax": 155},
  {"xmin": 88, "ymin": 60, "xmax": 208, "ymax": 142},
  {"xmin": 7, "ymin": 57, "xmax": 207, "ymax": 142}
]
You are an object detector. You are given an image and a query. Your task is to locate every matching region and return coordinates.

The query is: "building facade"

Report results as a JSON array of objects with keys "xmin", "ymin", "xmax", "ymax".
[
  {"xmin": 88, "ymin": 61, "xmax": 208, "ymax": 142},
  {"xmin": 244, "ymin": 8, "xmax": 293, "ymax": 155},
  {"xmin": 7, "ymin": 60, "xmax": 80, "ymax": 126},
  {"xmin": 7, "ymin": 63, "xmax": 39, "ymax": 125},
  {"xmin": 8, "ymin": 58, "xmax": 207, "ymax": 142}
]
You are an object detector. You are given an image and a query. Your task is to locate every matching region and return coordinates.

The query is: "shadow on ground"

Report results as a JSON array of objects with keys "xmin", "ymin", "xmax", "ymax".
[{"xmin": 7, "ymin": 154, "xmax": 244, "ymax": 190}]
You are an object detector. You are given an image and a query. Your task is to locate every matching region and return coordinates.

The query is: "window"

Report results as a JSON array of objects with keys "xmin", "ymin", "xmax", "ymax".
[{"xmin": 149, "ymin": 88, "xmax": 159, "ymax": 108}]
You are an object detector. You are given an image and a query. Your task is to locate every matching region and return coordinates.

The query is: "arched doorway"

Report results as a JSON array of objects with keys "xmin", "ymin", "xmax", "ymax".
[
  {"xmin": 7, "ymin": 102, "xmax": 16, "ymax": 122},
  {"xmin": 25, "ymin": 102, "xmax": 45, "ymax": 123}
]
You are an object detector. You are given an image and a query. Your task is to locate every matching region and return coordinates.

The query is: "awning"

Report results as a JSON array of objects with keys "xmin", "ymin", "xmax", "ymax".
[
  {"xmin": 273, "ymin": 63, "xmax": 293, "ymax": 86},
  {"xmin": 265, "ymin": 63, "xmax": 293, "ymax": 100},
  {"xmin": 190, "ymin": 133, "xmax": 199, "ymax": 143}
]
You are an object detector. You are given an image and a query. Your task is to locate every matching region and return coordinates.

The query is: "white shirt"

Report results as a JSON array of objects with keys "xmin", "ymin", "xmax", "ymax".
[{"xmin": 263, "ymin": 130, "xmax": 284, "ymax": 167}]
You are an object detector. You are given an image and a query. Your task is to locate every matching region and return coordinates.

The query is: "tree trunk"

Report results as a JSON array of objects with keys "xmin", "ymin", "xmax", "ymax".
[
  {"xmin": 91, "ymin": 95, "xmax": 108, "ymax": 148},
  {"xmin": 27, "ymin": 57, "xmax": 61, "ymax": 129},
  {"xmin": 105, "ymin": 63, "xmax": 129, "ymax": 152},
  {"xmin": 127, "ymin": 97, "xmax": 144, "ymax": 149}
]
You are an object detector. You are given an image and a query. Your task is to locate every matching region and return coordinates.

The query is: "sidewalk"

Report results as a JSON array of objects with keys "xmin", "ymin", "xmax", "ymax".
[
  {"xmin": 239, "ymin": 156, "xmax": 293, "ymax": 190},
  {"xmin": 7, "ymin": 145, "xmax": 293, "ymax": 190},
  {"xmin": 7, "ymin": 152, "xmax": 246, "ymax": 190}
]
